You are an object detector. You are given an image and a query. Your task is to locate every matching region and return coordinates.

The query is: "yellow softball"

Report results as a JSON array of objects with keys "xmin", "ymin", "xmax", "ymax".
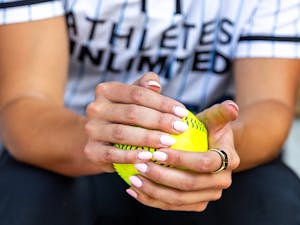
[{"xmin": 113, "ymin": 110, "xmax": 208, "ymax": 185}]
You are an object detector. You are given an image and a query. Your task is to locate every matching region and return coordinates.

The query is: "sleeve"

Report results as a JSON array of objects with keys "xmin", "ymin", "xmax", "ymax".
[
  {"xmin": 235, "ymin": 0, "xmax": 300, "ymax": 59},
  {"xmin": 0, "ymin": 0, "xmax": 64, "ymax": 25}
]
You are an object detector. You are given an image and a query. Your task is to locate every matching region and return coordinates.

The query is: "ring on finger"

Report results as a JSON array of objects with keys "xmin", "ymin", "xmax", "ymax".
[{"xmin": 209, "ymin": 148, "xmax": 228, "ymax": 173}]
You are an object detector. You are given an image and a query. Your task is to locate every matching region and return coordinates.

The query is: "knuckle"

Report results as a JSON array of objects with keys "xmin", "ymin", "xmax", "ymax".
[
  {"xmin": 160, "ymin": 205, "xmax": 171, "ymax": 211},
  {"xmin": 83, "ymin": 143, "xmax": 92, "ymax": 158},
  {"xmin": 211, "ymin": 191, "xmax": 223, "ymax": 201},
  {"xmin": 124, "ymin": 105, "xmax": 139, "ymax": 123},
  {"xmin": 142, "ymin": 131, "xmax": 154, "ymax": 147},
  {"xmin": 84, "ymin": 121, "xmax": 95, "ymax": 137},
  {"xmin": 180, "ymin": 176, "xmax": 197, "ymax": 191},
  {"xmin": 130, "ymin": 88, "xmax": 144, "ymax": 104},
  {"xmin": 158, "ymin": 98, "xmax": 170, "ymax": 112},
  {"xmin": 95, "ymin": 83, "xmax": 107, "ymax": 95},
  {"xmin": 155, "ymin": 191, "xmax": 183, "ymax": 206},
  {"xmin": 196, "ymin": 156, "xmax": 212, "ymax": 172},
  {"xmin": 172, "ymin": 194, "xmax": 186, "ymax": 206},
  {"xmin": 83, "ymin": 142, "xmax": 95, "ymax": 161},
  {"xmin": 157, "ymin": 113, "xmax": 173, "ymax": 130},
  {"xmin": 150, "ymin": 168, "xmax": 163, "ymax": 182},
  {"xmin": 95, "ymin": 82, "xmax": 117, "ymax": 96},
  {"xmin": 227, "ymin": 148, "xmax": 240, "ymax": 170},
  {"xmin": 231, "ymin": 154, "xmax": 240, "ymax": 169},
  {"xmin": 215, "ymin": 174, "xmax": 232, "ymax": 189},
  {"xmin": 222, "ymin": 176, "xmax": 232, "ymax": 189},
  {"xmin": 172, "ymin": 153, "xmax": 184, "ymax": 165},
  {"xmin": 195, "ymin": 203, "xmax": 208, "ymax": 212},
  {"xmin": 86, "ymin": 102, "xmax": 101, "ymax": 118},
  {"xmin": 123, "ymin": 150, "xmax": 136, "ymax": 163},
  {"xmin": 104, "ymin": 147, "xmax": 114, "ymax": 162},
  {"xmin": 144, "ymin": 187, "xmax": 157, "ymax": 199},
  {"xmin": 112, "ymin": 125, "xmax": 126, "ymax": 142}
]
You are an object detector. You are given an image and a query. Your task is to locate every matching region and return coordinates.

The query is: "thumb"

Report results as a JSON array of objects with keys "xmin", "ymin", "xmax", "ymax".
[
  {"xmin": 197, "ymin": 100, "xmax": 239, "ymax": 132},
  {"xmin": 133, "ymin": 72, "xmax": 161, "ymax": 94}
]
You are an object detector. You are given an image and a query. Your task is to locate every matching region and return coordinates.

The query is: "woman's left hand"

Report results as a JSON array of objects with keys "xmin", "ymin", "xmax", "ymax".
[{"xmin": 125, "ymin": 74, "xmax": 240, "ymax": 211}]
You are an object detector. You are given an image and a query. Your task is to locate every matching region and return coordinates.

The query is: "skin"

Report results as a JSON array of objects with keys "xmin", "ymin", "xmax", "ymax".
[
  {"xmin": 0, "ymin": 16, "xmax": 299, "ymax": 211},
  {"xmin": 233, "ymin": 58, "xmax": 300, "ymax": 171}
]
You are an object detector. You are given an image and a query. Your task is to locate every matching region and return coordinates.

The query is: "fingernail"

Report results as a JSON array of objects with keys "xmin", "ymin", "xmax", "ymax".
[
  {"xmin": 126, "ymin": 189, "xmax": 137, "ymax": 198},
  {"xmin": 138, "ymin": 151, "xmax": 152, "ymax": 160},
  {"xmin": 173, "ymin": 106, "xmax": 188, "ymax": 117},
  {"xmin": 148, "ymin": 80, "xmax": 161, "ymax": 88},
  {"xmin": 129, "ymin": 176, "xmax": 143, "ymax": 188},
  {"xmin": 160, "ymin": 135, "xmax": 176, "ymax": 146},
  {"xmin": 153, "ymin": 151, "xmax": 168, "ymax": 161},
  {"xmin": 173, "ymin": 120, "xmax": 188, "ymax": 132},
  {"xmin": 135, "ymin": 163, "xmax": 148, "ymax": 173},
  {"xmin": 228, "ymin": 102, "xmax": 239, "ymax": 112}
]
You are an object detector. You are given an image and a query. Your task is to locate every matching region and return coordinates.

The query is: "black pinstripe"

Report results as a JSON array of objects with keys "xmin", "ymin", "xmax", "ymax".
[
  {"xmin": 0, "ymin": 0, "xmax": 56, "ymax": 9},
  {"xmin": 239, "ymin": 35, "xmax": 300, "ymax": 43}
]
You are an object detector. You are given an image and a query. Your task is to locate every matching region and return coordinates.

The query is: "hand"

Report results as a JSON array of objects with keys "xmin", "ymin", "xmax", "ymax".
[
  {"xmin": 125, "ymin": 75, "xmax": 240, "ymax": 211},
  {"xmin": 84, "ymin": 73, "xmax": 190, "ymax": 172}
]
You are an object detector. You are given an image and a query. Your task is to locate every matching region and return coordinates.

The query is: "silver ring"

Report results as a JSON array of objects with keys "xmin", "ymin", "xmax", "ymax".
[{"xmin": 209, "ymin": 148, "xmax": 228, "ymax": 173}]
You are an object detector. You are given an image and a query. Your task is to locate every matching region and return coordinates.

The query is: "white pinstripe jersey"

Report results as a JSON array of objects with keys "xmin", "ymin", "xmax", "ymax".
[{"xmin": 1, "ymin": 0, "xmax": 300, "ymax": 114}]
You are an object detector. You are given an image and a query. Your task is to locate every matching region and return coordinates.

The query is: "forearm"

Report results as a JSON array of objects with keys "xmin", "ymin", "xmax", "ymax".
[
  {"xmin": 0, "ymin": 97, "xmax": 102, "ymax": 177},
  {"xmin": 232, "ymin": 99, "xmax": 295, "ymax": 172}
]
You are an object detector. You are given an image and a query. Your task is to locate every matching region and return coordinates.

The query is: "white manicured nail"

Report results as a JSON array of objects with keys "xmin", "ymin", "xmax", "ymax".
[
  {"xmin": 173, "ymin": 106, "xmax": 188, "ymax": 117},
  {"xmin": 138, "ymin": 151, "xmax": 152, "ymax": 160},
  {"xmin": 126, "ymin": 189, "xmax": 137, "ymax": 198},
  {"xmin": 135, "ymin": 163, "xmax": 148, "ymax": 173},
  {"xmin": 148, "ymin": 80, "xmax": 161, "ymax": 88},
  {"xmin": 173, "ymin": 120, "xmax": 188, "ymax": 132},
  {"xmin": 228, "ymin": 102, "xmax": 239, "ymax": 112},
  {"xmin": 129, "ymin": 176, "xmax": 143, "ymax": 188},
  {"xmin": 160, "ymin": 135, "xmax": 176, "ymax": 146},
  {"xmin": 153, "ymin": 151, "xmax": 168, "ymax": 161}
]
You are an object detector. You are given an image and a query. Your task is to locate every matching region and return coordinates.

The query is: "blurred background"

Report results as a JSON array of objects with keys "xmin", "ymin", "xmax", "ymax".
[{"xmin": 283, "ymin": 81, "xmax": 300, "ymax": 178}]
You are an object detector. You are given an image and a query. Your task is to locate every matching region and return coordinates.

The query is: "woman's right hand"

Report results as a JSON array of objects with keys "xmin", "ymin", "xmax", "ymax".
[{"xmin": 84, "ymin": 72, "xmax": 189, "ymax": 172}]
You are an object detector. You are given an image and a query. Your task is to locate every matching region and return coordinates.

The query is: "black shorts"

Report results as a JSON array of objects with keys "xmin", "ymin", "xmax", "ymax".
[{"xmin": 0, "ymin": 150, "xmax": 300, "ymax": 225}]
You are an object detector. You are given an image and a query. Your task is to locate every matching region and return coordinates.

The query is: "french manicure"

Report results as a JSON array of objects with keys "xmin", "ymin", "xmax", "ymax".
[
  {"xmin": 135, "ymin": 163, "xmax": 148, "ymax": 173},
  {"xmin": 153, "ymin": 151, "xmax": 168, "ymax": 161},
  {"xmin": 148, "ymin": 80, "xmax": 161, "ymax": 88},
  {"xmin": 228, "ymin": 102, "xmax": 239, "ymax": 112},
  {"xmin": 173, "ymin": 120, "xmax": 188, "ymax": 132},
  {"xmin": 126, "ymin": 189, "xmax": 138, "ymax": 199},
  {"xmin": 160, "ymin": 135, "xmax": 176, "ymax": 146},
  {"xmin": 173, "ymin": 106, "xmax": 188, "ymax": 117},
  {"xmin": 138, "ymin": 151, "xmax": 152, "ymax": 160},
  {"xmin": 129, "ymin": 176, "xmax": 143, "ymax": 188}
]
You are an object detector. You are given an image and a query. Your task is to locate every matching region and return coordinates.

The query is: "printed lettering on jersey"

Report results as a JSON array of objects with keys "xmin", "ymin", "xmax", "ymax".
[
  {"xmin": 62, "ymin": 0, "xmax": 256, "ymax": 113},
  {"xmin": 61, "ymin": 0, "xmax": 300, "ymax": 115},
  {"xmin": 66, "ymin": 0, "xmax": 240, "ymax": 78}
]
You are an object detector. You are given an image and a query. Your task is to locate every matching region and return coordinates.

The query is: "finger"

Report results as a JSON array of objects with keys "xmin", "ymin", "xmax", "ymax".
[
  {"xmin": 85, "ymin": 121, "xmax": 177, "ymax": 149},
  {"xmin": 83, "ymin": 140, "xmax": 153, "ymax": 165},
  {"xmin": 151, "ymin": 147, "xmax": 237, "ymax": 172},
  {"xmin": 126, "ymin": 188, "xmax": 209, "ymax": 211},
  {"xmin": 86, "ymin": 103, "xmax": 188, "ymax": 134},
  {"xmin": 197, "ymin": 100, "xmax": 239, "ymax": 132},
  {"xmin": 133, "ymin": 72, "xmax": 162, "ymax": 93},
  {"xmin": 133, "ymin": 161, "xmax": 232, "ymax": 191},
  {"xmin": 94, "ymin": 82, "xmax": 187, "ymax": 117},
  {"xmin": 135, "ymin": 178, "xmax": 223, "ymax": 205},
  {"xmin": 126, "ymin": 176, "xmax": 219, "ymax": 210}
]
